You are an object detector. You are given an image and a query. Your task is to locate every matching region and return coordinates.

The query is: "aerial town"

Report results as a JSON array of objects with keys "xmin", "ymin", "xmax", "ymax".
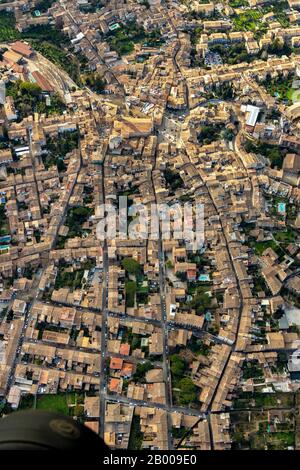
[{"xmin": 0, "ymin": 0, "xmax": 300, "ymax": 452}]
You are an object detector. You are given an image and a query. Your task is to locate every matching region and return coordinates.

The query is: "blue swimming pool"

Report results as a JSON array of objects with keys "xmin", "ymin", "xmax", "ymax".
[
  {"xmin": 278, "ymin": 202, "xmax": 286, "ymax": 214},
  {"xmin": 0, "ymin": 235, "xmax": 11, "ymax": 243},
  {"xmin": 0, "ymin": 245, "xmax": 10, "ymax": 252},
  {"xmin": 198, "ymin": 274, "xmax": 210, "ymax": 282}
]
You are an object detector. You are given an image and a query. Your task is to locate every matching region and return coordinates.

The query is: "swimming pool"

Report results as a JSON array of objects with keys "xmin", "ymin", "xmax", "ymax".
[
  {"xmin": 278, "ymin": 202, "xmax": 286, "ymax": 214},
  {"xmin": 198, "ymin": 274, "xmax": 210, "ymax": 282},
  {"xmin": 0, "ymin": 235, "xmax": 11, "ymax": 243}
]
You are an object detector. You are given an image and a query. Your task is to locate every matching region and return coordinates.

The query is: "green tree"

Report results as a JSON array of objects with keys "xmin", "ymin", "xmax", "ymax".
[
  {"xmin": 190, "ymin": 290, "xmax": 211, "ymax": 314},
  {"xmin": 133, "ymin": 361, "xmax": 153, "ymax": 382},
  {"xmin": 125, "ymin": 280, "xmax": 136, "ymax": 307},
  {"xmin": 178, "ymin": 378, "xmax": 197, "ymax": 405},
  {"xmin": 221, "ymin": 128, "xmax": 235, "ymax": 141},
  {"xmin": 122, "ymin": 258, "xmax": 141, "ymax": 275},
  {"xmin": 83, "ymin": 72, "xmax": 105, "ymax": 93},
  {"xmin": 170, "ymin": 354, "xmax": 186, "ymax": 378}
]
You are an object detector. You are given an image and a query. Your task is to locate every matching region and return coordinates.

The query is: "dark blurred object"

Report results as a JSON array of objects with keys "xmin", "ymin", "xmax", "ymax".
[{"xmin": 0, "ymin": 410, "xmax": 108, "ymax": 450}]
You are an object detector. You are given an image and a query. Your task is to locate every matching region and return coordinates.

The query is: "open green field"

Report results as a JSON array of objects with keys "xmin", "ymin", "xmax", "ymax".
[
  {"xmin": 274, "ymin": 228, "xmax": 298, "ymax": 244},
  {"xmin": 36, "ymin": 393, "xmax": 76, "ymax": 415},
  {"xmin": 233, "ymin": 10, "xmax": 266, "ymax": 37},
  {"xmin": 250, "ymin": 240, "xmax": 277, "ymax": 256},
  {"xmin": 233, "ymin": 392, "xmax": 294, "ymax": 410},
  {"xmin": 286, "ymin": 88, "xmax": 298, "ymax": 102}
]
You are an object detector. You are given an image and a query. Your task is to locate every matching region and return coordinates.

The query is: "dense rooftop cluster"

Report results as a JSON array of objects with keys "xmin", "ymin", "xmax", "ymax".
[{"xmin": 0, "ymin": 0, "xmax": 300, "ymax": 451}]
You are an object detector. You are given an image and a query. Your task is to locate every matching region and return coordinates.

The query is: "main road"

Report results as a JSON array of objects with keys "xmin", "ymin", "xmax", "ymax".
[{"xmin": 98, "ymin": 154, "xmax": 109, "ymax": 439}]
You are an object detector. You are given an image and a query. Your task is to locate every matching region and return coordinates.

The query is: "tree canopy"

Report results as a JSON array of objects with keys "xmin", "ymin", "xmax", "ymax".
[{"xmin": 122, "ymin": 258, "xmax": 141, "ymax": 275}]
